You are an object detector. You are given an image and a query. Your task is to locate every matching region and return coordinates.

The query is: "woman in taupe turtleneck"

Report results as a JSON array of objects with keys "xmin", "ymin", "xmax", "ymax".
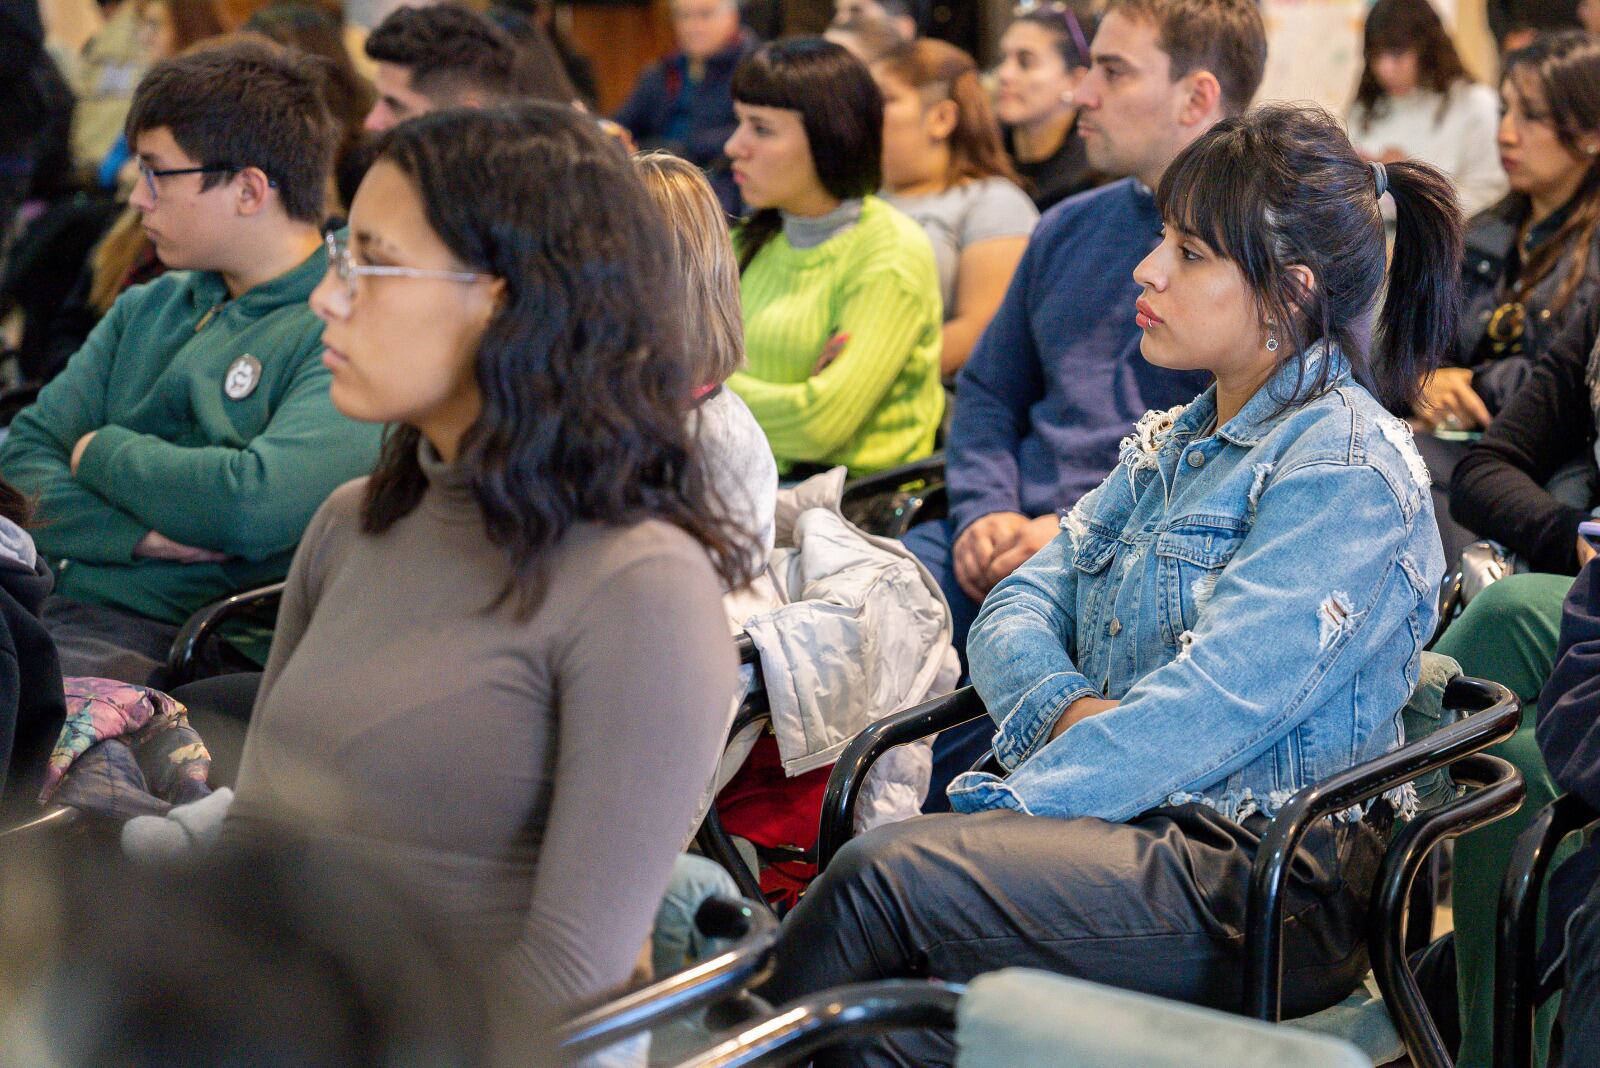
[{"xmin": 221, "ymin": 104, "xmax": 753, "ymax": 1046}]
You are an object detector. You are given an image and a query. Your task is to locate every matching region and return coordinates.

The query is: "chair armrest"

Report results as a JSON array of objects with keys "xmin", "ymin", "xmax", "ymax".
[
  {"xmin": 0, "ymin": 803, "xmax": 80, "ymax": 840},
  {"xmin": 1495, "ymin": 792, "xmax": 1600, "ymax": 1068},
  {"xmin": 696, "ymin": 696, "xmax": 773, "ymax": 905},
  {"xmin": 1425, "ymin": 567, "xmax": 1464, "ymax": 651},
  {"xmin": 669, "ymin": 980, "xmax": 962, "ymax": 1068},
  {"xmin": 1371, "ymin": 753, "xmax": 1525, "ymax": 1068},
  {"xmin": 556, "ymin": 897, "xmax": 779, "ymax": 1062},
  {"xmin": 164, "ymin": 581, "xmax": 286, "ymax": 688},
  {"xmin": 734, "ymin": 633, "xmax": 758, "ymax": 667},
  {"xmin": 840, "ymin": 454, "xmax": 947, "ymax": 539},
  {"xmin": 839, "ymin": 453, "xmax": 946, "ymax": 506},
  {"xmin": 815, "ymin": 687, "xmax": 987, "ymax": 872},
  {"xmin": 1242, "ymin": 676, "xmax": 1521, "ymax": 1022}
]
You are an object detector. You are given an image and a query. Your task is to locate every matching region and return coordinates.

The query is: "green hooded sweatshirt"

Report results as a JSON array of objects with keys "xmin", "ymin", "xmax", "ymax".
[{"xmin": 0, "ymin": 242, "xmax": 384, "ymax": 660}]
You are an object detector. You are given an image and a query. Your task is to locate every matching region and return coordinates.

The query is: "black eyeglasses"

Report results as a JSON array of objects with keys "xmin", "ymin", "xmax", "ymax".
[{"xmin": 137, "ymin": 160, "xmax": 277, "ymax": 202}]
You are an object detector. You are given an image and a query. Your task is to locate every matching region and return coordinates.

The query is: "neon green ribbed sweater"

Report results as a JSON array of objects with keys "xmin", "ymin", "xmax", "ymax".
[{"xmin": 729, "ymin": 196, "xmax": 944, "ymax": 477}]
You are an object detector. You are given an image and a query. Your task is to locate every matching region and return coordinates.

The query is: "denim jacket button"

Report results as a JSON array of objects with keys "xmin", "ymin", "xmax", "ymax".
[
  {"xmin": 1109, "ymin": 617, "xmax": 1122, "ymax": 636},
  {"xmin": 1186, "ymin": 451, "xmax": 1206, "ymax": 468}
]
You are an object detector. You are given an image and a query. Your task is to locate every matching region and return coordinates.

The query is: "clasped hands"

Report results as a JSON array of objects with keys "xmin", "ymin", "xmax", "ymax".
[
  {"xmin": 953, "ymin": 511, "xmax": 1062, "ymax": 604},
  {"xmin": 70, "ymin": 430, "xmax": 225, "ymax": 564}
]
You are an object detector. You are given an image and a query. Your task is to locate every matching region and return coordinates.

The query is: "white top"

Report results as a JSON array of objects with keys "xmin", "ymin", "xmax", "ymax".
[
  {"xmin": 1347, "ymin": 81, "xmax": 1508, "ymax": 219},
  {"xmin": 691, "ymin": 386, "xmax": 778, "ymax": 584},
  {"xmin": 883, "ymin": 178, "xmax": 1039, "ymax": 317}
]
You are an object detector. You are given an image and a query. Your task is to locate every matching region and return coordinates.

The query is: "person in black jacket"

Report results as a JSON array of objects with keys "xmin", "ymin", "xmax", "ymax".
[
  {"xmin": 1417, "ymin": 32, "xmax": 1600, "ymax": 562},
  {"xmin": 1436, "ymin": 285, "xmax": 1600, "ymax": 1065},
  {"xmin": 1451, "ymin": 300, "xmax": 1600, "ymax": 576},
  {"xmin": 613, "ymin": 0, "xmax": 755, "ymax": 216},
  {"xmin": 0, "ymin": 474, "xmax": 67, "ymax": 802}
]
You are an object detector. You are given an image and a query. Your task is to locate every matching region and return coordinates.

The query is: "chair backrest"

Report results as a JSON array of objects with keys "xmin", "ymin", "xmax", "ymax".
[{"xmin": 839, "ymin": 453, "xmax": 947, "ymax": 539}]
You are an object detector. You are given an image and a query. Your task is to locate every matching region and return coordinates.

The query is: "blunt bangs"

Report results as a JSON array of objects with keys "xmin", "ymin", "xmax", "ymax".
[{"xmin": 1155, "ymin": 122, "xmax": 1273, "ymax": 293}]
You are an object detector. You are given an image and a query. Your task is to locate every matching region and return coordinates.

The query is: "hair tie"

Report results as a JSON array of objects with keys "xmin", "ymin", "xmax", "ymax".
[{"xmin": 1370, "ymin": 160, "xmax": 1388, "ymax": 199}]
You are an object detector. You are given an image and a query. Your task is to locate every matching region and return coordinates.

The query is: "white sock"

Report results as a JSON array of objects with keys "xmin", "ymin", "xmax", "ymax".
[{"xmin": 121, "ymin": 787, "xmax": 235, "ymax": 862}]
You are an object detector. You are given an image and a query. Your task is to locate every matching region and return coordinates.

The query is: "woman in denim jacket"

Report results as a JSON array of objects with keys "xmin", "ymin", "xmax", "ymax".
[{"xmin": 758, "ymin": 103, "xmax": 1462, "ymax": 1068}]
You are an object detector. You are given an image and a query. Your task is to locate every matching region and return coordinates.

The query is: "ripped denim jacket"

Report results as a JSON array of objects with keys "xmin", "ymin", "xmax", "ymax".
[{"xmin": 953, "ymin": 347, "xmax": 1444, "ymax": 824}]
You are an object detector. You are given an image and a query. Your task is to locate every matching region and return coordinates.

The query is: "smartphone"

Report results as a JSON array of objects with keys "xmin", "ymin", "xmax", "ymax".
[{"xmin": 1579, "ymin": 520, "xmax": 1600, "ymax": 551}]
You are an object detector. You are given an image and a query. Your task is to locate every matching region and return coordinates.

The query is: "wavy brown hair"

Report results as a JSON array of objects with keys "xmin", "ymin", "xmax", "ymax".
[
  {"xmin": 876, "ymin": 38, "xmax": 1021, "ymax": 189},
  {"xmin": 1354, "ymin": 0, "xmax": 1470, "ymax": 129},
  {"xmin": 1501, "ymin": 31, "xmax": 1600, "ymax": 316},
  {"xmin": 361, "ymin": 104, "xmax": 755, "ymax": 611}
]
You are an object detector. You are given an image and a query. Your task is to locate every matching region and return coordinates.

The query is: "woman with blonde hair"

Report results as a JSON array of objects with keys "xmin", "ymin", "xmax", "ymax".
[{"xmin": 634, "ymin": 150, "xmax": 777, "ymax": 576}]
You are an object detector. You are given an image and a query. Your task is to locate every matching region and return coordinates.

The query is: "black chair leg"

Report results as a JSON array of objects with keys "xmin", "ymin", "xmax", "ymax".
[
  {"xmin": 1406, "ymin": 847, "xmax": 1440, "ymax": 956},
  {"xmin": 696, "ymin": 806, "xmax": 767, "ymax": 907}
]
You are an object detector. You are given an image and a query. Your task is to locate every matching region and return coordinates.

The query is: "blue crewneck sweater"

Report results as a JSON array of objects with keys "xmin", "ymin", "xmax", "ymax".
[{"xmin": 949, "ymin": 178, "xmax": 1210, "ymax": 534}]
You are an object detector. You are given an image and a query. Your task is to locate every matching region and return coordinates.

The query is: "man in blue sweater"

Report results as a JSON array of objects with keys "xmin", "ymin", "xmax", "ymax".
[{"xmin": 905, "ymin": 0, "xmax": 1268, "ymax": 798}]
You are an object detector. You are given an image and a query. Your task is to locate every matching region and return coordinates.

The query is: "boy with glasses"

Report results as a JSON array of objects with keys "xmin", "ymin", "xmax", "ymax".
[{"xmin": 0, "ymin": 39, "xmax": 384, "ymax": 685}]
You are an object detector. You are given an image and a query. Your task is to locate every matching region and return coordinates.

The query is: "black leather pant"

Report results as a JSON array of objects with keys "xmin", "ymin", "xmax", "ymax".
[{"xmin": 759, "ymin": 803, "xmax": 1384, "ymax": 1067}]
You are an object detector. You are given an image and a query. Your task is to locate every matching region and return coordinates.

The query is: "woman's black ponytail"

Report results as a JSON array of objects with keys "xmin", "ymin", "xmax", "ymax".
[
  {"xmin": 1157, "ymin": 102, "xmax": 1463, "ymax": 412},
  {"xmin": 1373, "ymin": 159, "xmax": 1464, "ymax": 409}
]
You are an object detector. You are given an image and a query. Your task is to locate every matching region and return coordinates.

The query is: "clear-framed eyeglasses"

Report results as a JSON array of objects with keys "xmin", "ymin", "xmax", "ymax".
[{"xmin": 323, "ymin": 231, "xmax": 494, "ymax": 303}]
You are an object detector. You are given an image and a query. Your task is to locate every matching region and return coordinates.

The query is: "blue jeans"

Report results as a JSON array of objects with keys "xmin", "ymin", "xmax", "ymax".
[{"xmin": 901, "ymin": 518, "xmax": 993, "ymax": 811}]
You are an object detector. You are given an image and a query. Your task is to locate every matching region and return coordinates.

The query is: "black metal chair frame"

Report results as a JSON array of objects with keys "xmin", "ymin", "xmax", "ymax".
[
  {"xmin": 668, "ymin": 980, "xmax": 962, "ymax": 1068},
  {"xmin": 694, "ymin": 635, "xmax": 775, "ymax": 905},
  {"xmin": 0, "ymin": 801, "xmax": 80, "ymax": 840},
  {"xmin": 838, "ymin": 454, "xmax": 946, "ymax": 541},
  {"xmin": 813, "ymin": 677, "xmax": 1524, "ymax": 1059},
  {"xmin": 1369, "ymin": 752, "xmax": 1524, "ymax": 1068},
  {"xmin": 554, "ymin": 895, "xmax": 780, "ymax": 1064},
  {"xmin": 163, "ymin": 581, "xmax": 286, "ymax": 688},
  {"xmin": 1495, "ymin": 792, "xmax": 1600, "ymax": 1068},
  {"xmin": 1427, "ymin": 566, "xmax": 1465, "ymax": 651}
]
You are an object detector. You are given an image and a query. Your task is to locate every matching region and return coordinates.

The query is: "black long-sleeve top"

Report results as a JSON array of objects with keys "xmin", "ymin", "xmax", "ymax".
[{"xmin": 1450, "ymin": 296, "xmax": 1600, "ymax": 575}]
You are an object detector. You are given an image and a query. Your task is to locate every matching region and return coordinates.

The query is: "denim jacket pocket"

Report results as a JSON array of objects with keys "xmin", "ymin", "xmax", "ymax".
[
  {"xmin": 1070, "ymin": 527, "xmax": 1120, "ymax": 655},
  {"xmin": 1070, "ymin": 527, "xmax": 1120, "ymax": 574},
  {"xmin": 1154, "ymin": 516, "xmax": 1248, "ymax": 645}
]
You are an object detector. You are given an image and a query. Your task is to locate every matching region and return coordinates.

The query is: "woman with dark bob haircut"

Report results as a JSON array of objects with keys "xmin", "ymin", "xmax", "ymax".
[
  {"xmin": 760, "ymin": 103, "xmax": 1460, "ymax": 1067},
  {"xmin": 219, "ymin": 103, "xmax": 752, "ymax": 1046},
  {"xmin": 723, "ymin": 38, "xmax": 944, "ymax": 478}
]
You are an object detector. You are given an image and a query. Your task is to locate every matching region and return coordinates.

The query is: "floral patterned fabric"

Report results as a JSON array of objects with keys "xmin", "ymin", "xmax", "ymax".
[{"xmin": 39, "ymin": 677, "xmax": 211, "ymax": 819}]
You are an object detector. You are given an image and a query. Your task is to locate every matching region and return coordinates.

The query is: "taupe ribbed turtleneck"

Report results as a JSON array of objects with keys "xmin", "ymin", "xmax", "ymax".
[{"xmin": 224, "ymin": 441, "xmax": 736, "ymax": 1029}]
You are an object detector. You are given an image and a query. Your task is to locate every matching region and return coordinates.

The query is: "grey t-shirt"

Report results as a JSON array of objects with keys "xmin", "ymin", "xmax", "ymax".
[{"xmin": 883, "ymin": 178, "xmax": 1039, "ymax": 317}]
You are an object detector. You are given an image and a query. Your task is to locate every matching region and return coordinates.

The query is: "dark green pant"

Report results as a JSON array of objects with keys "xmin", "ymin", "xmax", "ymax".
[{"xmin": 1432, "ymin": 572, "xmax": 1574, "ymax": 1068}]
